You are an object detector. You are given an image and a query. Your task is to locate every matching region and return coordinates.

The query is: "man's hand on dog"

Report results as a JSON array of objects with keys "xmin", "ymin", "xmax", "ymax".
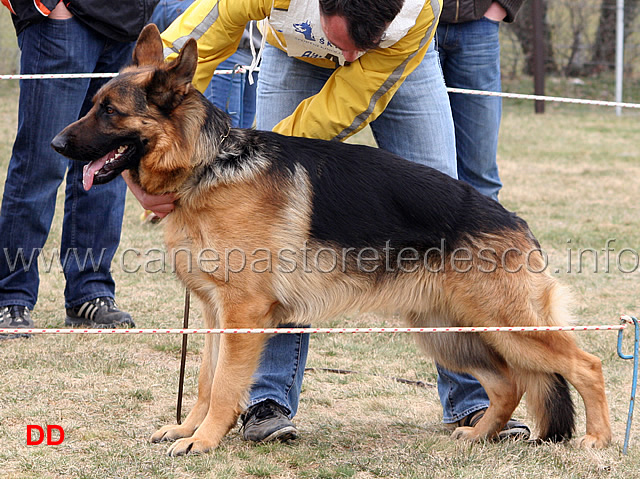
[{"xmin": 123, "ymin": 171, "xmax": 176, "ymax": 218}]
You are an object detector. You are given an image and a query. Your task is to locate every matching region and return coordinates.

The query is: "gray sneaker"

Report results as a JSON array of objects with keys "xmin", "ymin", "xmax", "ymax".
[
  {"xmin": 240, "ymin": 400, "xmax": 298, "ymax": 443},
  {"xmin": 457, "ymin": 408, "xmax": 531, "ymax": 441},
  {"xmin": 0, "ymin": 305, "xmax": 34, "ymax": 339}
]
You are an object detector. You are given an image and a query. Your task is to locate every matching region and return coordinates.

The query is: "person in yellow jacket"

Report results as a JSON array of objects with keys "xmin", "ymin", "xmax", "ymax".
[
  {"xmin": 161, "ymin": 0, "xmax": 452, "ymax": 148},
  {"xmin": 130, "ymin": 0, "xmax": 529, "ymax": 443}
]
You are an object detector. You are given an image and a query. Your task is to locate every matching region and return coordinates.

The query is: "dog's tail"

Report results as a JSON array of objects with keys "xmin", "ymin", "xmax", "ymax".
[{"xmin": 523, "ymin": 372, "xmax": 575, "ymax": 442}]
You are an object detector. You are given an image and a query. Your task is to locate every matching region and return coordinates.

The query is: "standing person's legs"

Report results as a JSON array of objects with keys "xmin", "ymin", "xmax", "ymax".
[
  {"xmin": 149, "ymin": 0, "xmax": 190, "ymax": 32},
  {"xmin": 61, "ymin": 30, "xmax": 133, "ymax": 309},
  {"xmin": 0, "ymin": 18, "xmax": 101, "ymax": 311},
  {"xmin": 437, "ymin": 20, "xmax": 502, "ymax": 201},
  {"xmin": 370, "ymin": 42, "xmax": 496, "ymax": 426},
  {"xmin": 244, "ymin": 46, "xmax": 334, "ymax": 426},
  {"xmin": 433, "ymin": 23, "xmax": 528, "ymax": 438},
  {"xmin": 368, "ymin": 43, "xmax": 456, "ymax": 176}
]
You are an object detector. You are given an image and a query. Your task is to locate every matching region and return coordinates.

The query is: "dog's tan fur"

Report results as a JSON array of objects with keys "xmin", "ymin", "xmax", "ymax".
[{"xmin": 52, "ymin": 25, "xmax": 611, "ymax": 456}]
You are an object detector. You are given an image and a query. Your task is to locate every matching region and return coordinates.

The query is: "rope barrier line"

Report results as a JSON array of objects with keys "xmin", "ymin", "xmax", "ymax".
[
  {"xmin": 0, "ymin": 69, "xmax": 241, "ymax": 81},
  {"xmin": 1, "ymin": 70, "xmax": 639, "ymax": 110},
  {"xmin": 0, "ymin": 324, "xmax": 628, "ymax": 335},
  {"xmin": 447, "ymin": 87, "xmax": 640, "ymax": 109}
]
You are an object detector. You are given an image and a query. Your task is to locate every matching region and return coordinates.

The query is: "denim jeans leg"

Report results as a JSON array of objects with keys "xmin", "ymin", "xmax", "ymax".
[
  {"xmin": 433, "ymin": 19, "xmax": 503, "ymax": 422},
  {"xmin": 437, "ymin": 20, "xmax": 503, "ymax": 201},
  {"xmin": 149, "ymin": 0, "xmax": 189, "ymax": 32},
  {"xmin": 436, "ymin": 364, "xmax": 490, "ymax": 423},
  {"xmin": 369, "ymin": 43, "xmax": 457, "ymax": 178},
  {"xmin": 251, "ymin": 45, "xmax": 333, "ymax": 415},
  {"xmin": 248, "ymin": 324, "xmax": 310, "ymax": 417},
  {"xmin": 0, "ymin": 19, "xmax": 108, "ymax": 309},
  {"xmin": 256, "ymin": 45, "xmax": 332, "ymax": 132},
  {"xmin": 206, "ymin": 48, "xmax": 256, "ymax": 129},
  {"xmin": 368, "ymin": 41, "xmax": 487, "ymax": 422},
  {"xmin": 60, "ymin": 30, "xmax": 132, "ymax": 308}
]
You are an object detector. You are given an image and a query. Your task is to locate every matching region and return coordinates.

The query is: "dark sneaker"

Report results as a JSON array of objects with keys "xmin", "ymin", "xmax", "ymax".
[
  {"xmin": 65, "ymin": 297, "xmax": 135, "ymax": 328},
  {"xmin": 456, "ymin": 408, "xmax": 531, "ymax": 441},
  {"xmin": 0, "ymin": 305, "xmax": 34, "ymax": 339},
  {"xmin": 240, "ymin": 399, "xmax": 298, "ymax": 443}
]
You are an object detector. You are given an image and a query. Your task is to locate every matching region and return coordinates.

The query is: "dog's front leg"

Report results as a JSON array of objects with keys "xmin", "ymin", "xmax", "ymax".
[
  {"xmin": 151, "ymin": 332, "xmax": 220, "ymax": 443},
  {"xmin": 166, "ymin": 298, "xmax": 273, "ymax": 456},
  {"xmin": 151, "ymin": 304, "xmax": 220, "ymax": 444}
]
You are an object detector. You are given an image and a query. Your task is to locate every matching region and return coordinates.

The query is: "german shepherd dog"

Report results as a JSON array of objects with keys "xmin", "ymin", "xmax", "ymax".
[{"xmin": 51, "ymin": 24, "xmax": 611, "ymax": 456}]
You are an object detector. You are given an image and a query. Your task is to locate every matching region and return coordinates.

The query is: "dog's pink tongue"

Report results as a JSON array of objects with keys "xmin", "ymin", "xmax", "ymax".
[{"xmin": 82, "ymin": 155, "xmax": 109, "ymax": 190}]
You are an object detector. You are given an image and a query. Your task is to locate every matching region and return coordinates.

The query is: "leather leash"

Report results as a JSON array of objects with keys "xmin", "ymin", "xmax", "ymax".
[{"xmin": 176, "ymin": 288, "xmax": 190, "ymax": 424}]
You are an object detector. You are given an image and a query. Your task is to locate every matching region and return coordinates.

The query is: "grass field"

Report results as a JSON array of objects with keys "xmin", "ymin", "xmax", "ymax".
[{"xmin": 0, "ymin": 76, "xmax": 639, "ymax": 479}]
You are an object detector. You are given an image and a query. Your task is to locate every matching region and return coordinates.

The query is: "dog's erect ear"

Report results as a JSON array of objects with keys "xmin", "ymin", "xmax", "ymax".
[
  {"xmin": 132, "ymin": 24, "xmax": 165, "ymax": 67},
  {"xmin": 147, "ymin": 38, "xmax": 198, "ymax": 112},
  {"xmin": 166, "ymin": 38, "xmax": 198, "ymax": 90}
]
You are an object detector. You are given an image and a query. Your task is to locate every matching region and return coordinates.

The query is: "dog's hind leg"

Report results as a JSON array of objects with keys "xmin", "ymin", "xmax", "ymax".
[
  {"xmin": 409, "ymin": 313, "xmax": 522, "ymax": 442},
  {"xmin": 166, "ymin": 294, "xmax": 275, "ymax": 456},
  {"xmin": 562, "ymin": 348, "xmax": 611, "ymax": 448},
  {"xmin": 450, "ymin": 366, "xmax": 523, "ymax": 442},
  {"xmin": 502, "ymin": 332, "xmax": 611, "ymax": 448},
  {"xmin": 151, "ymin": 305, "xmax": 220, "ymax": 444}
]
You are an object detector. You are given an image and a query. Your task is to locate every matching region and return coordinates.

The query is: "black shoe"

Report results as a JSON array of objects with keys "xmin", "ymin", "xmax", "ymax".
[
  {"xmin": 0, "ymin": 305, "xmax": 34, "ymax": 339},
  {"xmin": 65, "ymin": 297, "xmax": 135, "ymax": 328},
  {"xmin": 457, "ymin": 408, "xmax": 531, "ymax": 441},
  {"xmin": 240, "ymin": 399, "xmax": 298, "ymax": 443}
]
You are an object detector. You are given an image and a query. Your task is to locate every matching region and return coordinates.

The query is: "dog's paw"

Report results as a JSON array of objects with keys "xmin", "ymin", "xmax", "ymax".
[
  {"xmin": 578, "ymin": 433, "xmax": 611, "ymax": 449},
  {"xmin": 150, "ymin": 424, "xmax": 196, "ymax": 443},
  {"xmin": 166, "ymin": 436, "xmax": 216, "ymax": 456},
  {"xmin": 451, "ymin": 426, "xmax": 481, "ymax": 442}
]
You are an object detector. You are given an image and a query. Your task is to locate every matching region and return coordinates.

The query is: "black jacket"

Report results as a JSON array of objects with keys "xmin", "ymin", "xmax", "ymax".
[
  {"xmin": 441, "ymin": 0, "xmax": 523, "ymax": 24},
  {"xmin": 6, "ymin": 0, "xmax": 159, "ymax": 42}
]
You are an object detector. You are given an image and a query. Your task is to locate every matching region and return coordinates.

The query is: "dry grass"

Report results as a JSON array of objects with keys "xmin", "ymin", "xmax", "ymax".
[{"xmin": 0, "ymin": 79, "xmax": 639, "ymax": 478}]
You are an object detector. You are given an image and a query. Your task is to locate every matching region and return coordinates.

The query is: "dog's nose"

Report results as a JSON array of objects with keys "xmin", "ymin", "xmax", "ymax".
[
  {"xmin": 51, "ymin": 134, "xmax": 67, "ymax": 154},
  {"xmin": 50, "ymin": 134, "xmax": 68, "ymax": 155}
]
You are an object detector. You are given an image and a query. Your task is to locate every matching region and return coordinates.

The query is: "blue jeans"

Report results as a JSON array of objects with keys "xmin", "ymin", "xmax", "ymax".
[
  {"xmin": 0, "ymin": 18, "xmax": 131, "ymax": 310},
  {"xmin": 432, "ymin": 18, "xmax": 505, "ymax": 422},
  {"xmin": 256, "ymin": 44, "xmax": 456, "ymax": 173},
  {"xmin": 436, "ymin": 18, "xmax": 503, "ymax": 202},
  {"xmin": 249, "ymin": 44, "xmax": 490, "ymax": 420},
  {"xmin": 150, "ymin": 0, "xmax": 257, "ymax": 129},
  {"xmin": 205, "ymin": 49, "xmax": 257, "ymax": 129}
]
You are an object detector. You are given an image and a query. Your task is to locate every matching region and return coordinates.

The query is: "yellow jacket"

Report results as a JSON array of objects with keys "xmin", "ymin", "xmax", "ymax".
[{"xmin": 161, "ymin": 0, "xmax": 441, "ymax": 141}]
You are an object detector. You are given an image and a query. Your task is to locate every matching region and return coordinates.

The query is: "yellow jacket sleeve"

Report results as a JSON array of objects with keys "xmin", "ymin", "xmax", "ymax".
[{"xmin": 160, "ymin": 0, "xmax": 272, "ymax": 93}]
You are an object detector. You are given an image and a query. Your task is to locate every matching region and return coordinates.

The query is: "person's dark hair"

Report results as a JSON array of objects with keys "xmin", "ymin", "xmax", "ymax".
[{"xmin": 319, "ymin": 0, "xmax": 404, "ymax": 51}]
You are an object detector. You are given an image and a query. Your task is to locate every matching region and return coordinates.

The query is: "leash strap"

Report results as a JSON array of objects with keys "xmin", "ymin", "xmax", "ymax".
[{"xmin": 177, "ymin": 289, "xmax": 190, "ymax": 424}]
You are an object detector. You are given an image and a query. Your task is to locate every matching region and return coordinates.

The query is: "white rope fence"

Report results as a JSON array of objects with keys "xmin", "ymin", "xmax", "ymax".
[
  {"xmin": 447, "ymin": 87, "xmax": 640, "ymax": 110},
  {"xmin": 0, "ymin": 322, "xmax": 630, "ymax": 335},
  {"xmin": 1, "ymin": 70, "xmax": 639, "ymax": 110},
  {"xmin": 0, "ymin": 69, "xmax": 239, "ymax": 80}
]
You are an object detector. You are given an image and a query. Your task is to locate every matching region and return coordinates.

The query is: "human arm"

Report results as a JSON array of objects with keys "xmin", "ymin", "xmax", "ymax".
[
  {"xmin": 484, "ymin": 2, "xmax": 507, "ymax": 22},
  {"xmin": 48, "ymin": 1, "xmax": 73, "ymax": 19},
  {"xmin": 490, "ymin": 0, "xmax": 524, "ymax": 23},
  {"xmin": 160, "ymin": 0, "xmax": 271, "ymax": 93}
]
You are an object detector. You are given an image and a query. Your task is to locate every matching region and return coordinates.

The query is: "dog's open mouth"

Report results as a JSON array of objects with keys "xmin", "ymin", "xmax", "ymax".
[{"xmin": 82, "ymin": 145, "xmax": 135, "ymax": 190}]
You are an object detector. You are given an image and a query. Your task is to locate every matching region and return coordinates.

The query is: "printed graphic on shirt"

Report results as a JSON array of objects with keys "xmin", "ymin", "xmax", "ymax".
[{"xmin": 293, "ymin": 20, "xmax": 315, "ymax": 41}]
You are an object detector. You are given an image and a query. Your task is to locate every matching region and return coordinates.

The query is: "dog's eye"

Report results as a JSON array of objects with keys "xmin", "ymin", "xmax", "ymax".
[{"xmin": 105, "ymin": 106, "xmax": 116, "ymax": 115}]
